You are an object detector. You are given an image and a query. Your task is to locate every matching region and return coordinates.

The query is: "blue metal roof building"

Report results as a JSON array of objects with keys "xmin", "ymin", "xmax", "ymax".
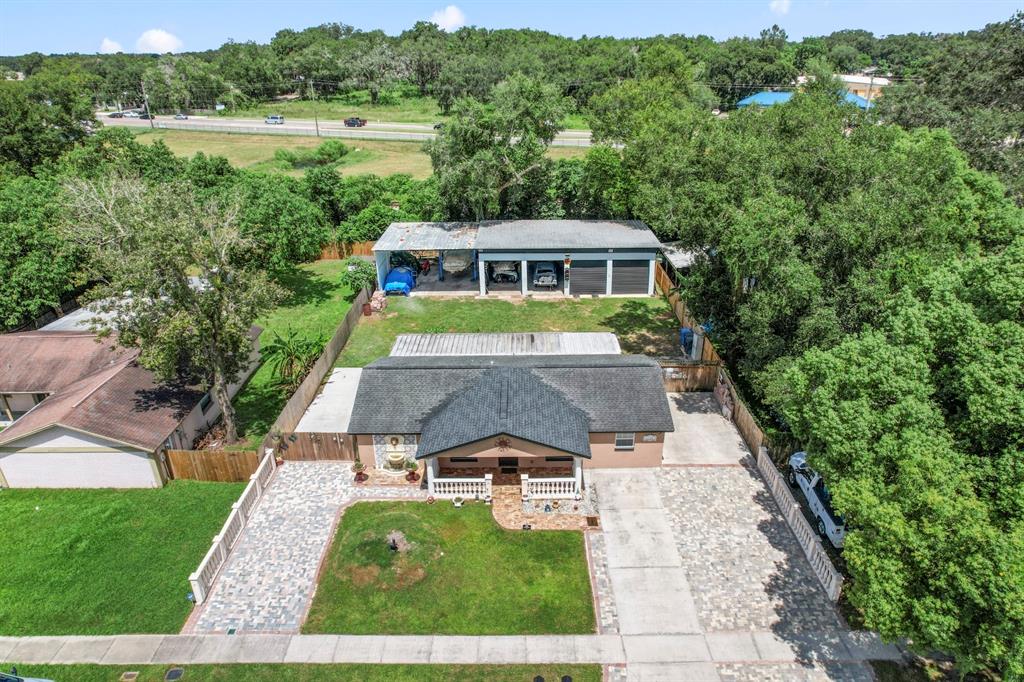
[{"xmin": 736, "ymin": 91, "xmax": 872, "ymax": 110}]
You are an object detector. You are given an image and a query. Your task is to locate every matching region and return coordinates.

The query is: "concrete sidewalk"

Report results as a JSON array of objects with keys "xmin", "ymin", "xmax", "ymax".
[{"xmin": 0, "ymin": 631, "xmax": 901, "ymax": 666}]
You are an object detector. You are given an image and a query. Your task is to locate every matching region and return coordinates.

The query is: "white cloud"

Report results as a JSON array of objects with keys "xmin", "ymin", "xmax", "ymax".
[
  {"xmin": 135, "ymin": 28, "xmax": 183, "ymax": 54},
  {"xmin": 430, "ymin": 5, "xmax": 466, "ymax": 31},
  {"xmin": 99, "ymin": 37, "xmax": 123, "ymax": 54},
  {"xmin": 769, "ymin": 0, "xmax": 791, "ymax": 15}
]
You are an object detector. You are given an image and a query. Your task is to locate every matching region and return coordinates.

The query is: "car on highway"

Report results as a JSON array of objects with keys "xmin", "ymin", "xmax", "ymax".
[
  {"xmin": 532, "ymin": 262, "xmax": 559, "ymax": 288},
  {"xmin": 265, "ymin": 115, "xmax": 285, "ymax": 125},
  {"xmin": 107, "ymin": 111, "xmax": 124, "ymax": 118},
  {"xmin": 123, "ymin": 111, "xmax": 141, "ymax": 118},
  {"xmin": 433, "ymin": 122, "xmax": 444, "ymax": 130},
  {"xmin": 344, "ymin": 117, "xmax": 368, "ymax": 127},
  {"xmin": 174, "ymin": 113, "xmax": 188, "ymax": 120},
  {"xmin": 787, "ymin": 451, "xmax": 846, "ymax": 549},
  {"xmin": 139, "ymin": 112, "xmax": 154, "ymax": 119}
]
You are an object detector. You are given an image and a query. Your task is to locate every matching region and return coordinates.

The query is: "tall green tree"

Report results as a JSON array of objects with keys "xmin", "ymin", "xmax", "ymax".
[
  {"xmin": 427, "ymin": 73, "xmax": 570, "ymax": 219},
  {"xmin": 62, "ymin": 177, "xmax": 284, "ymax": 443}
]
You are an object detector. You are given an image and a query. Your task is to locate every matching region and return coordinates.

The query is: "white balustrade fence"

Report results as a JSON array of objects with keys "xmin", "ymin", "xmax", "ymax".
[
  {"xmin": 189, "ymin": 451, "xmax": 278, "ymax": 604},
  {"xmin": 756, "ymin": 446, "xmax": 844, "ymax": 601},
  {"xmin": 429, "ymin": 474, "xmax": 492, "ymax": 500},
  {"xmin": 521, "ymin": 474, "xmax": 579, "ymax": 500}
]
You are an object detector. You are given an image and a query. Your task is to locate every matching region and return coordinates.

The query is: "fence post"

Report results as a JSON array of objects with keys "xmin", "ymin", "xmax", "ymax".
[
  {"xmin": 521, "ymin": 473, "xmax": 530, "ymax": 498},
  {"xmin": 189, "ymin": 571, "xmax": 206, "ymax": 604},
  {"xmin": 484, "ymin": 473, "xmax": 493, "ymax": 499}
]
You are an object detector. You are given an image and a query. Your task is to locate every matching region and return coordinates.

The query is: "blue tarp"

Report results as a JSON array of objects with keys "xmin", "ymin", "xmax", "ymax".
[
  {"xmin": 736, "ymin": 90, "xmax": 872, "ymax": 110},
  {"xmin": 384, "ymin": 266, "xmax": 416, "ymax": 296}
]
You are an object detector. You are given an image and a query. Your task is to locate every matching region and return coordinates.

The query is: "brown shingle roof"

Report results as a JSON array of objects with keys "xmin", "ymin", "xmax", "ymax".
[
  {"xmin": 0, "ymin": 331, "xmax": 132, "ymax": 393},
  {"xmin": 0, "ymin": 332, "xmax": 205, "ymax": 451}
]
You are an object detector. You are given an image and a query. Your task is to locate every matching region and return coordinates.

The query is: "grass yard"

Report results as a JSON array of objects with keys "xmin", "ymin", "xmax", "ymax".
[
  {"xmin": 0, "ymin": 482, "xmax": 243, "ymax": 635},
  {"xmin": 335, "ymin": 296, "xmax": 679, "ymax": 367},
  {"xmin": 304, "ymin": 502, "xmax": 596, "ymax": 635},
  {"xmin": 218, "ymin": 91, "xmax": 446, "ymax": 124},
  {"xmin": 232, "ymin": 260, "xmax": 353, "ymax": 447},
  {"xmin": 132, "ymin": 129, "xmax": 435, "ymax": 179},
  {"xmin": 4, "ymin": 664, "xmax": 601, "ymax": 682}
]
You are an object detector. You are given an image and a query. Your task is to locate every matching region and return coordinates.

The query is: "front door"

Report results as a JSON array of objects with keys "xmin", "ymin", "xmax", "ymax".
[{"xmin": 498, "ymin": 457, "xmax": 518, "ymax": 474}]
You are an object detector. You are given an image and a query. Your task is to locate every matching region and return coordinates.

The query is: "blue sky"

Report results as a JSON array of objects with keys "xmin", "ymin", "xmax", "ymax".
[{"xmin": 1, "ymin": 0, "xmax": 1019, "ymax": 55}]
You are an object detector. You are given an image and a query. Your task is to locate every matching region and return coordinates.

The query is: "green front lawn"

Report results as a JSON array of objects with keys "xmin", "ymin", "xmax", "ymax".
[
  {"xmin": 233, "ymin": 260, "xmax": 354, "ymax": 447},
  {"xmin": 304, "ymin": 502, "xmax": 596, "ymax": 635},
  {"xmin": 5, "ymin": 664, "xmax": 601, "ymax": 682},
  {"xmin": 335, "ymin": 296, "xmax": 679, "ymax": 367},
  {"xmin": 0, "ymin": 482, "xmax": 242, "ymax": 635}
]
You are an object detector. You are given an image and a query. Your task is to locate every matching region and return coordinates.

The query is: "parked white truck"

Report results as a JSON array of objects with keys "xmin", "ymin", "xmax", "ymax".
[{"xmin": 787, "ymin": 451, "xmax": 847, "ymax": 549}]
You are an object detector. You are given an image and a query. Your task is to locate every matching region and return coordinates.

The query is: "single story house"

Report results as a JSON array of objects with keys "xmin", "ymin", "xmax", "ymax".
[
  {"xmin": 0, "ymin": 330, "xmax": 259, "ymax": 488},
  {"xmin": 343, "ymin": 338, "xmax": 673, "ymax": 498},
  {"xmin": 372, "ymin": 219, "xmax": 663, "ymax": 297}
]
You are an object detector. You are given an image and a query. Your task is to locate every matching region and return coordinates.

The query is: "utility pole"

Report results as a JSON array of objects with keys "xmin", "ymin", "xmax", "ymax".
[{"xmin": 140, "ymin": 78, "xmax": 155, "ymax": 129}]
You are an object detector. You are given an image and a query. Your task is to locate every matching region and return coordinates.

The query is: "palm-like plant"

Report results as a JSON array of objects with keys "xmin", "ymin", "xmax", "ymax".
[{"xmin": 262, "ymin": 327, "xmax": 325, "ymax": 392}]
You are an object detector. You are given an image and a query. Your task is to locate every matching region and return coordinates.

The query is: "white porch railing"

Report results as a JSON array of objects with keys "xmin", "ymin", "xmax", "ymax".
[
  {"xmin": 429, "ymin": 473, "xmax": 492, "ymax": 500},
  {"xmin": 521, "ymin": 474, "xmax": 579, "ymax": 500},
  {"xmin": 188, "ymin": 450, "xmax": 277, "ymax": 604}
]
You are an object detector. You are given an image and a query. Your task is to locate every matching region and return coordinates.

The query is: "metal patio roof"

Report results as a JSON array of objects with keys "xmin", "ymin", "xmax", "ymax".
[{"xmin": 390, "ymin": 332, "xmax": 622, "ymax": 357}]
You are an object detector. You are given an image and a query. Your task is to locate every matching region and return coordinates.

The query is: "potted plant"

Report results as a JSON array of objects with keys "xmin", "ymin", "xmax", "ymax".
[
  {"xmin": 352, "ymin": 459, "xmax": 368, "ymax": 483},
  {"xmin": 452, "ymin": 496, "xmax": 464, "ymax": 508},
  {"xmin": 404, "ymin": 460, "xmax": 420, "ymax": 482}
]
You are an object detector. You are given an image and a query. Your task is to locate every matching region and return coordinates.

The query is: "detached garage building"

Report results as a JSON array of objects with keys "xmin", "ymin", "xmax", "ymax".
[
  {"xmin": 0, "ymin": 330, "xmax": 258, "ymax": 488},
  {"xmin": 373, "ymin": 219, "xmax": 662, "ymax": 297}
]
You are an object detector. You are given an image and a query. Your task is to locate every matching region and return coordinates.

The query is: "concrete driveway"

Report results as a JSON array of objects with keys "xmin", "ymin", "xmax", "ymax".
[
  {"xmin": 589, "ymin": 469, "xmax": 701, "ymax": 635},
  {"xmin": 662, "ymin": 392, "xmax": 749, "ymax": 466}
]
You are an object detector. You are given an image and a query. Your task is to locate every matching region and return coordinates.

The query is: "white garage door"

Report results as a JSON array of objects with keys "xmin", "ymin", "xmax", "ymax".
[{"xmin": 0, "ymin": 450, "xmax": 160, "ymax": 488}]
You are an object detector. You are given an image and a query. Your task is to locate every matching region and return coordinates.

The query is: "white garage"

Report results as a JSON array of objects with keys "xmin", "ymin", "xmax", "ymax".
[{"xmin": 0, "ymin": 425, "xmax": 160, "ymax": 488}]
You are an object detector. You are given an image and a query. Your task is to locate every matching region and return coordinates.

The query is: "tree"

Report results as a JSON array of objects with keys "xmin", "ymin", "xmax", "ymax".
[
  {"xmin": 350, "ymin": 41, "xmax": 408, "ymax": 105},
  {"xmin": 401, "ymin": 22, "xmax": 449, "ymax": 96},
  {"xmin": 0, "ymin": 72, "xmax": 95, "ymax": 174},
  {"xmin": 427, "ymin": 73, "xmax": 570, "ymax": 219},
  {"xmin": 61, "ymin": 177, "xmax": 284, "ymax": 444},
  {"xmin": 339, "ymin": 256, "xmax": 378, "ymax": 295},
  {"xmin": 0, "ymin": 175, "xmax": 80, "ymax": 328}
]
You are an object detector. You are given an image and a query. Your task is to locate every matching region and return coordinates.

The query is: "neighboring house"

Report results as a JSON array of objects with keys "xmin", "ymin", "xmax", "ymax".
[
  {"xmin": 836, "ymin": 74, "xmax": 890, "ymax": 101},
  {"xmin": 736, "ymin": 90, "xmax": 873, "ymax": 110},
  {"xmin": 373, "ymin": 219, "xmax": 663, "ymax": 297},
  {"xmin": 0, "ymin": 330, "xmax": 259, "ymax": 488},
  {"xmin": 341, "ymin": 335, "xmax": 674, "ymax": 498}
]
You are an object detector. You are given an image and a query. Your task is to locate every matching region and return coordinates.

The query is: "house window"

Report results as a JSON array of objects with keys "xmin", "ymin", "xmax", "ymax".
[
  {"xmin": 545, "ymin": 456, "xmax": 573, "ymax": 462},
  {"xmin": 449, "ymin": 457, "xmax": 478, "ymax": 463},
  {"xmin": 615, "ymin": 432, "xmax": 635, "ymax": 451},
  {"xmin": 199, "ymin": 393, "xmax": 213, "ymax": 414}
]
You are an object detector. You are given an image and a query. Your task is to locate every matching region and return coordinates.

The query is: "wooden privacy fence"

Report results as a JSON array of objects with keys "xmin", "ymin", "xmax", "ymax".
[
  {"xmin": 660, "ymin": 362, "xmax": 720, "ymax": 392},
  {"xmin": 756, "ymin": 446, "xmax": 844, "ymax": 601},
  {"xmin": 278, "ymin": 432, "xmax": 354, "ymax": 461},
  {"xmin": 166, "ymin": 449, "xmax": 259, "ymax": 482},
  {"xmin": 261, "ymin": 287, "xmax": 371, "ymax": 455},
  {"xmin": 320, "ymin": 241, "xmax": 375, "ymax": 260},
  {"xmin": 655, "ymin": 263, "xmax": 721, "ymax": 364},
  {"xmin": 188, "ymin": 451, "xmax": 277, "ymax": 604}
]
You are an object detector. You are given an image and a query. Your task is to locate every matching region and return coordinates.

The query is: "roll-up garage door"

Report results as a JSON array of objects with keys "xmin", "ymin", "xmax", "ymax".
[
  {"xmin": 611, "ymin": 260, "xmax": 650, "ymax": 294},
  {"xmin": 569, "ymin": 261, "xmax": 607, "ymax": 296}
]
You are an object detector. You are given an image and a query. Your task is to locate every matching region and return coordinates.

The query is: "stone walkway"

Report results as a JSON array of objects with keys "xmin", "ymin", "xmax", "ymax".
[{"xmin": 190, "ymin": 462, "xmax": 425, "ymax": 634}]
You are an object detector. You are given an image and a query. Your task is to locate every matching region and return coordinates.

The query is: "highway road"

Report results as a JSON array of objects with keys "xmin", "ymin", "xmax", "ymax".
[{"xmin": 102, "ymin": 114, "xmax": 594, "ymax": 147}]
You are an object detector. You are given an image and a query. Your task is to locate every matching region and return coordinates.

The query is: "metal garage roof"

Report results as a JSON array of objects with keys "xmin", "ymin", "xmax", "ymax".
[
  {"xmin": 373, "ymin": 222, "xmax": 479, "ymax": 251},
  {"xmin": 374, "ymin": 220, "xmax": 661, "ymax": 252},
  {"xmin": 476, "ymin": 220, "xmax": 661, "ymax": 250},
  {"xmin": 390, "ymin": 332, "xmax": 621, "ymax": 357}
]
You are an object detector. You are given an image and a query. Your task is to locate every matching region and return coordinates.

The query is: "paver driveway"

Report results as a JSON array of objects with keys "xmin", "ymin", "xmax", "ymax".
[{"xmin": 191, "ymin": 462, "xmax": 425, "ymax": 634}]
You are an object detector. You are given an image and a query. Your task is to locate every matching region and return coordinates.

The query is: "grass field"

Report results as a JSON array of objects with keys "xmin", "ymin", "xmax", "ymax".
[
  {"xmin": 232, "ymin": 260, "xmax": 353, "ymax": 447},
  {"xmin": 132, "ymin": 129, "xmax": 436, "ymax": 178},
  {"xmin": 335, "ymin": 296, "xmax": 679, "ymax": 367},
  {"xmin": 0, "ymin": 482, "xmax": 242, "ymax": 635},
  {"xmin": 133, "ymin": 128, "xmax": 586, "ymax": 178},
  {"xmin": 3, "ymin": 664, "xmax": 602, "ymax": 682},
  {"xmin": 304, "ymin": 501, "xmax": 596, "ymax": 635}
]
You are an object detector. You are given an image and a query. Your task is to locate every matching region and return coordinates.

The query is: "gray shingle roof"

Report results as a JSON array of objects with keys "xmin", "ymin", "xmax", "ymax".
[
  {"xmin": 347, "ymin": 355, "xmax": 674, "ymax": 441},
  {"xmin": 417, "ymin": 366, "xmax": 591, "ymax": 458}
]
